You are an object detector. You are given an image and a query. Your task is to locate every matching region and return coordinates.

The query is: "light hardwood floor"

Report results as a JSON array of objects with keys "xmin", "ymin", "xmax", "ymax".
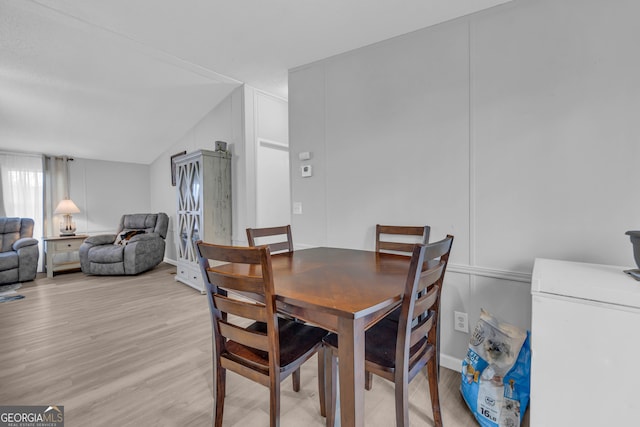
[{"xmin": 0, "ymin": 264, "xmax": 528, "ymax": 426}]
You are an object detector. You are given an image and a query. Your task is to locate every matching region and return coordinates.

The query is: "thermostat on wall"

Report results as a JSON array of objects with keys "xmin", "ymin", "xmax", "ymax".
[{"xmin": 301, "ymin": 164, "xmax": 313, "ymax": 177}]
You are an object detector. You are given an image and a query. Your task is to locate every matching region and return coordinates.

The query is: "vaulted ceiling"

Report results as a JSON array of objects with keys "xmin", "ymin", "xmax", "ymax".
[{"xmin": 0, "ymin": 0, "xmax": 512, "ymax": 164}]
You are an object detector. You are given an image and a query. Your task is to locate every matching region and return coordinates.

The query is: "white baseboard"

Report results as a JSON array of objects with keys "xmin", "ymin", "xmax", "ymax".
[
  {"xmin": 440, "ymin": 353, "xmax": 463, "ymax": 372},
  {"xmin": 163, "ymin": 257, "xmax": 177, "ymax": 266}
]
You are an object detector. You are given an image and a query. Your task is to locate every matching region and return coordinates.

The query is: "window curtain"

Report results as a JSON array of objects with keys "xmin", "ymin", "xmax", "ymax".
[
  {"xmin": 43, "ymin": 156, "xmax": 72, "ymax": 239},
  {"xmin": 0, "ymin": 152, "xmax": 45, "ymax": 270}
]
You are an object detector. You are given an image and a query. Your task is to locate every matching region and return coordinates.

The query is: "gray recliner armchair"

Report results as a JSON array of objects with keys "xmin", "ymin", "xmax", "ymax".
[
  {"xmin": 80, "ymin": 213, "xmax": 169, "ymax": 276},
  {"xmin": 0, "ymin": 217, "xmax": 39, "ymax": 285}
]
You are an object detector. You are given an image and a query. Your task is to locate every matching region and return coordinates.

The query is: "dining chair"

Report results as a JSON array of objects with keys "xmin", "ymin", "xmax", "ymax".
[
  {"xmin": 246, "ymin": 224, "xmax": 303, "ymax": 330},
  {"xmin": 196, "ymin": 241, "xmax": 328, "ymax": 427},
  {"xmin": 366, "ymin": 224, "xmax": 431, "ymax": 389},
  {"xmin": 246, "ymin": 225, "xmax": 294, "ymax": 254},
  {"xmin": 323, "ymin": 235, "xmax": 454, "ymax": 427},
  {"xmin": 376, "ymin": 224, "xmax": 431, "ymax": 255}
]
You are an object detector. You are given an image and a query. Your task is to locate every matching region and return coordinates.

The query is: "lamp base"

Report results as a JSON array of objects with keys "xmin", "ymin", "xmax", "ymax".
[{"xmin": 59, "ymin": 215, "xmax": 76, "ymax": 237}]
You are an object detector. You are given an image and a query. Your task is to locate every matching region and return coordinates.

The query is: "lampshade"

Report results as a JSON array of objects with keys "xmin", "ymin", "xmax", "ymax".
[
  {"xmin": 54, "ymin": 198, "xmax": 80, "ymax": 236},
  {"xmin": 54, "ymin": 199, "xmax": 80, "ymax": 215}
]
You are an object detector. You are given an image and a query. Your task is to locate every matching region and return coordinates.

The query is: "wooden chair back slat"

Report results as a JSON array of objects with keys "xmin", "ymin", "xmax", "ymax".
[
  {"xmin": 219, "ymin": 321, "xmax": 270, "ymax": 352},
  {"xmin": 416, "ymin": 265, "xmax": 445, "ymax": 293},
  {"xmin": 423, "ymin": 237, "xmax": 453, "ymax": 264},
  {"xmin": 411, "ymin": 285, "xmax": 439, "ymax": 326},
  {"xmin": 199, "ymin": 242, "xmax": 264, "ymax": 265},
  {"xmin": 377, "ymin": 225, "xmax": 429, "ymax": 236},
  {"xmin": 377, "ymin": 241, "xmax": 418, "ymax": 254},
  {"xmin": 407, "ymin": 339, "xmax": 432, "ymax": 369},
  {"xmin": 246, "ymin": 225, "xmax": 294, "ymax": 254},
  {"xmin": 207, "ymin": 270, "xmax": 266, "ymax": 295},
  {"xmin": 220, "ymin": 358, "xmax": 271, "ymax": 387},
  {"xmin": 376, "ymin": 224, "xmax": 430, "ymax": 255},
  {"xmin": 409, "ymin": 310, "xmax": 435, "ymax": 347},
  {"xmin": 268, "ymin": 241, "xmax": 292, "ymax": 254},
  {"xmin": 213, "ymin": 294, "xmax": 268, "ymax": 323}
]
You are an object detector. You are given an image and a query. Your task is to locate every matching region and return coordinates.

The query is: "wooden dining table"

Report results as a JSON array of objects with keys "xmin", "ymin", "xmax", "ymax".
[{"xmin": 268, "ymin": 246, "xmax": 412, "ymax": 427}]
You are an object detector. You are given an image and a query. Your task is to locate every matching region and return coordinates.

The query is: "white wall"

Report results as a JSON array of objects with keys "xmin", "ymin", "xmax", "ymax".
[
  {"xmin": 68, "ymin": 84, "xmax": 288, "ymax": 268},
  {"xmin": 149, "ymin": 85, "xmax": 288, "ymax": 259},
  {"xmin": 289, "ymin": 0, "xmax": 640, "ymax": 366},
  {"xmin": 69, "ymin": 158, "xmax": 150, "ymax": 234},
  {"xmin": 256, "ymin": 89, "xmax": 288, "ymax": 143},
  {"xmin": 257, "ymin": 141, "xmax": 290, "ymax": 228},
  {"xmin": 241, "ymin": 87, "xmax": 290, "ymax": 232},
  {"xmin": 253, "ymin": 90, "xmax": 290, "ymax": 228},
  {"xmin": 66, "ymin": 95, "xmax": 238, "ymax": 255},
  {"xmin": 150, "ymin": 86, "xmax": 244, "ymax": 260}
]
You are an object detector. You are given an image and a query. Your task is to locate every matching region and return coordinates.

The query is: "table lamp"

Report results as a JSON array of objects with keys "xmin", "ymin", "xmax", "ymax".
[{"xmin": 54, "ymin": 198, "xmax": 80, "ymax": 236}]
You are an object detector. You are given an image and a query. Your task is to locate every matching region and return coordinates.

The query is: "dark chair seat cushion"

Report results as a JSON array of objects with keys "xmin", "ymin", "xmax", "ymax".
[
  {"xmin": 323, "ymin": 318, "xmax": 431, "ymax": 371},
  {"xmin": 384, "ymin": 306, "xmax": 401, "ymax": 323},
  {"xmin": 225, "ymin": 319, "xmax": 327, "ymax": 370},
  {"xmin": 323, "ymin": 319, "xmax": 398, "ymax": 370}
]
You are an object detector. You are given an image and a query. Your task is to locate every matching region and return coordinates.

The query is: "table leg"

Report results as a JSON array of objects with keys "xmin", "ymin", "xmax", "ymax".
[
  {"xmin": 337, "ymin": 316, "xmax": 365, "ymax": 427},
  {"xmin": 45, "ymin": 248, "xmax": 53, "ymax": 279}
]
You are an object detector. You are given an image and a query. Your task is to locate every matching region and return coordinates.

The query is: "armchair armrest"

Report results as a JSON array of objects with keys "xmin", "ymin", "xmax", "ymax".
[
  {"xmin": 84, "ymin": 234, "xmax": 117, "ymax": 245},
  {"xmin": 123, "ymin": 232, "xmax": 166, "ymax": 274},
  {"xmin": 13, "ymin": 237, "xmax": 38, "ymax": 250}
]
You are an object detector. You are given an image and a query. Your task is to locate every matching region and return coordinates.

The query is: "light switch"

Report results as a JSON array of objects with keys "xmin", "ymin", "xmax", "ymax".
[
  {"xmin": 293, "ymin": 202, "xmax": 303, "ymax": 215},
  {"xmin": 299, "ymin": 152, "xmax": 312, "ymax": 161}
]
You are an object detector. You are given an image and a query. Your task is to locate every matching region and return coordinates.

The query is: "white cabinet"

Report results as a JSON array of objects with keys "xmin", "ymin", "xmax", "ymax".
[
  {"xmin": 530, "ymin": 258, "xmax": 640, "ymax": 426},
  {"xmin": 175, "ymin": 149, "xmax": 231, "ymax": 293}
]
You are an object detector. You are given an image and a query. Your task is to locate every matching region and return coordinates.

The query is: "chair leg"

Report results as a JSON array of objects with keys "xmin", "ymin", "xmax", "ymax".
[
  {"xmin": 318, "ymin": 347, "xmax": 326, "ymax": 417},
  {"xmin": 324, "ymin": 347, "xmax": 338, "ymax": 427},
  {"xmin": 365, "ymin": 370, "xmax": 373, "ymax": 390},
  {"xmin": 213, "ymin": 366, "xmax": 226, "ymax": 427},
  {"xmin": 270, "ymin": 377, "xmax": 281, "ymax": 427},
  {"xmin": 427, "ymin": 357, "xmax": 443, "ymax": 427},
  {"xmin": 394, "ymin": 373, "xmax": 410, "ymax": 427},
  {"xmin": 292, "ymin": 367, "xmax": 301, "ymax": 392}
]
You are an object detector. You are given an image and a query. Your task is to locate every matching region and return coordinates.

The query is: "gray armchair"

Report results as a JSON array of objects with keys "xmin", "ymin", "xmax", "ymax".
[
  {"xmin": 0, "ymin": 217, "xmax": 39, "ymax": 285},
  {"xmin": 80, "ymin": 213, "xmax": 169, "ymax": 275}
]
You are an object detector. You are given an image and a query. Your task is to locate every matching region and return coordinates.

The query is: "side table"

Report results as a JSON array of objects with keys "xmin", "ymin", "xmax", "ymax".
[{"xmin": 43, "ymin": 235, "xmax": 88, "ymax": 278}]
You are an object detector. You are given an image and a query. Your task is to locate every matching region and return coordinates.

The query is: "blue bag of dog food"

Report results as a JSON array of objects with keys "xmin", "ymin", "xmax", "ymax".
[{"xmin": 461, "ymin": 309, "xmax": 531, "ymax": 427}]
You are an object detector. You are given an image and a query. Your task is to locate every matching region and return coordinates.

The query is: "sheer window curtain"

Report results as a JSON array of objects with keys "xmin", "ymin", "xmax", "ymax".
[
  {"xmin": 0, "ymin": 152, "xmax": 44, "ymax": 271},
  {"xmin": 43, "ymin": 156, "xmax": 72, "ymax": 239}
]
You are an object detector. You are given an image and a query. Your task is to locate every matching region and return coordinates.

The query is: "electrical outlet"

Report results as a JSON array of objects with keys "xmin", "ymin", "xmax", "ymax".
[{"xmin": 454, "ymin": 311, "xmax": 469, "ymax": 333}]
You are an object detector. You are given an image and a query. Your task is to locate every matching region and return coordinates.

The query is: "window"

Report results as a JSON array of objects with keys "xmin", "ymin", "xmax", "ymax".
[{"xmin": 0, "ymin": 153, "xmax": 44, "ymax": 270}]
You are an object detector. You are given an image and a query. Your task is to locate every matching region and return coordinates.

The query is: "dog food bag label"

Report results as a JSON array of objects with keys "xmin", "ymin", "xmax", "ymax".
[
  {"xmin": 470, "ymin": 309, "xmax": 526, "ymax": 378},
  {"xmin": 477, "ymin": 380, "xmax": 504, "ymax": 423},
  {"xmin": 460, "ymin": 309, "xmax": 531, "ymax": 427},
  {"xmin": 499, "ymin": 396, "xmax": 521, "ymax": 427}
]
